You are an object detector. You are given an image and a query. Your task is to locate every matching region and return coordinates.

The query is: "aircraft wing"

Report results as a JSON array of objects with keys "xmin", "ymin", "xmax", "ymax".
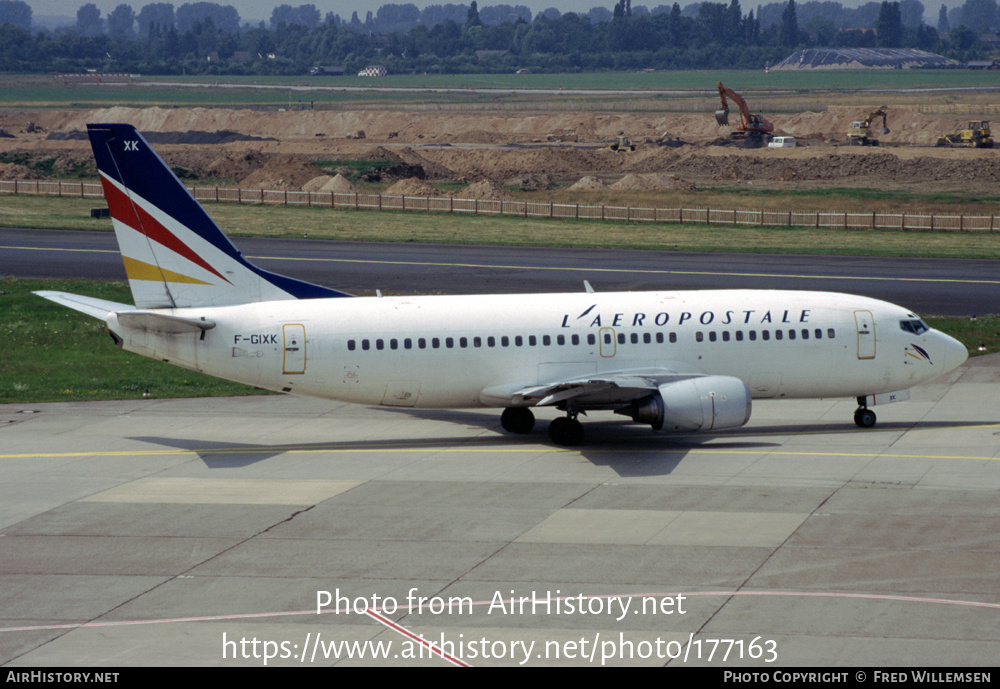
[{"xmin": 508, "ymin": 368, "xmax": 700, "ymax": 408}]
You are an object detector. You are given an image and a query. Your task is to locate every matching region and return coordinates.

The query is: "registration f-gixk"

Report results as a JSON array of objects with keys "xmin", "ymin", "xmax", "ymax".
[{"xmin": 37, "ymin": 124, "xmax": 969, "ymax": 446}]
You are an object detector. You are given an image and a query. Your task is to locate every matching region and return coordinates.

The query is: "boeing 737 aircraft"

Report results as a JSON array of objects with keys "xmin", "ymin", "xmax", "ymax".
[{"xmin": 37, "ymin": 124, "xmax": 968, "ymax": 446}]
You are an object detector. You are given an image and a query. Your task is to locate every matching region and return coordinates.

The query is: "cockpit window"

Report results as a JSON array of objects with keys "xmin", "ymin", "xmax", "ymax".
[{"xmin": 899, "ymin": 319, "xmax": 929, "ymax": 335}]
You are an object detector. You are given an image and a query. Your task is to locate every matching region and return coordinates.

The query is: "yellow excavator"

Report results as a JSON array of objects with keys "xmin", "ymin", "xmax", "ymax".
[
  {"xmin": 937, "ymin": 121, "xmax": 993, "ymax": 148},
  {"xmin": 846, "ymin": 107, "xmax": 889, "ymax": 146}
]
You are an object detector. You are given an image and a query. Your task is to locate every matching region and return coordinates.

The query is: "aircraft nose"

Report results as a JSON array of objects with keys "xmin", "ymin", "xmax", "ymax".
[{"xmin": 936, "ymin": 331, "xmax": 969, "ymax": 373}]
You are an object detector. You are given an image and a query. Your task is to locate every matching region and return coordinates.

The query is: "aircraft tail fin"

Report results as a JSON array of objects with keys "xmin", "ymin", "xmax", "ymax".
[{"xmin": 86, "ymin": 123, "xmax": 352, "ymax": 309}]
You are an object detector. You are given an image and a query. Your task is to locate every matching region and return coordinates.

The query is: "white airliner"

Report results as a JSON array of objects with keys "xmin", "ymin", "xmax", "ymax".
[{"xmin": 37, "ymin": 124, "xmax": 968, "ymax": 445}]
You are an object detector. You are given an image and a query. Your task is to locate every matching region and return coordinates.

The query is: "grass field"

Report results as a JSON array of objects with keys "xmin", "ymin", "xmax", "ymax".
[
  {"xmin": 6, "ymin": 71, "xmax": 1000, "ymax": 111},
  {"xmin": 0, "ymin": 278, "xmax": 262, "ymax": 403},
  {"xmin": 4, "ymin": 194, "xmax": 1000, "ymax": 259}
]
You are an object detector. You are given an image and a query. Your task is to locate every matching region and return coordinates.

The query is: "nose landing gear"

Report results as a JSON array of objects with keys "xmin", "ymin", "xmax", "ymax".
[{"xmin": 854, "ymin": 397, "xmax": 877, "ymax": 428}]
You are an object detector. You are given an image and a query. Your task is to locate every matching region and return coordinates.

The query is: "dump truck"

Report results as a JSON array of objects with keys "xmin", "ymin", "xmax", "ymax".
[
  {"xmin": 846, "ymin": 107, "xmax": 889, "ymax": 146},
  {"xmin": 937, "ymin": 121, "xmax": 993, "ymax": 148}
]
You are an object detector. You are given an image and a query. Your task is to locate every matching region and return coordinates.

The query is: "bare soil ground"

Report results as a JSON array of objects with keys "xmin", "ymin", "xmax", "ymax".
[{"xmin": 2, "ymin": 105, "xmax": 999, "ymax": 199}]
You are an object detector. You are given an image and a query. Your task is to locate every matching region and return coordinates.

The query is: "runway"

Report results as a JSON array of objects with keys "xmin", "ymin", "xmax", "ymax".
[
  {"xmin": 1, "ymin": 354, "xmax": 999, "ymax": 666},
  {"xmin": 2, "ymin": 227, "xmax": 998, "ymax": 316}
]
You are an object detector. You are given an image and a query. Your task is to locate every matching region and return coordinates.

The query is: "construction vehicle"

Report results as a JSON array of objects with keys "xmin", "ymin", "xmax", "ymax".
[
  {"xmin": 846, "ymin": 106, "xmax": 889, "ymax": 146},
  {"xmin": 937, "ymin": 121, "xmax": 994, "ymax": 148},
  {"xmin": 603, "ymin": 134, "xmax": 635, "ymax": 153},
  {"xmin": 715, "ymin": 81, "xmax": 774, "ymax": 147}
]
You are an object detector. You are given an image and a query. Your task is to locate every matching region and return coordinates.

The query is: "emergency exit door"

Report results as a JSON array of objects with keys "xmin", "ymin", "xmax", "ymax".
[{"xmin": 283, "ymin": 324, "xmax": 306, "ymax": 374}]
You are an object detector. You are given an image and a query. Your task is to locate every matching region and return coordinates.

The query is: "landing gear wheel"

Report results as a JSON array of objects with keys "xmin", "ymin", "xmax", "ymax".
[
  {"xmin": 501, "ymin": 407, "xmax": 535, "ymax": 434},
  {"xmin": 548, "ymin": 416, "xmax": 584, "ymax": 446},
  {"xmin": 854, "ymin": 408, "xmax": 877, "ymax": 428}
]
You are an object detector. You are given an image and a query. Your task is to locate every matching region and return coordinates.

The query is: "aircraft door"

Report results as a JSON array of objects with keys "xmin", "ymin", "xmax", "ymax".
[
  {"xmin": 600, "ymin": 327, "xmax": 616, "ymax": 357},
  {"xmin": 854, "ymin": 310, "xmax": 875, "ymax": 359},
  {"xmin": 283, "ymin": 324, "xmax": 306, "ymax": 374}
]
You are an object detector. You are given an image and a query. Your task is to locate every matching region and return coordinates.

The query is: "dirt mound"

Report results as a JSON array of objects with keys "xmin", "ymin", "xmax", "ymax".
[
  {"xmin": 240, "ymin": 155, "xmax": 326, "ymax": 190},
  {"xmin": 303, "ymin": 175, "xmax": 333, "ymax": 192},
  {"xmin": 455, "ymin": 179, "xmax": 513, "ymax": 200},
  {"xmin": 0, "ymin": 162, "xmax": 41, "ymax": 180},
  {"xmin": 568, "ymin": 175, "xmax": 606, "ymax": 190},
  {"xmin": 504, "ymin": 173, "xmax": 554, "ymax": 190},
  {"xmin": 394, "ymin": 147, "xmax": 453, "ymax": 179},
  {"xmin": 205, "ymin": 151, "xmax": 269, "ymax": 180},
  {"xmin": 318, "ymin": 174, "xmax": 358, "ymax": 193},
  {"xmin": 385, "ymin": 177, "xmax": 442, "ymax": 196},
  {"xmin": 609, "ymin": 172, "xmax": 694, "ymax": 191},
  {"xmin": 360, "ymin": 145, "xmax": 404, "ymax": 162}
]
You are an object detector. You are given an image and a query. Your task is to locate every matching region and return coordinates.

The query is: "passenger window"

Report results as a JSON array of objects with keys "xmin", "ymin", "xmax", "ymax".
[
  {"xmin": 376, "ymin": 339, "xmax": 384, "ymax": 350},
  {"xmin": 656, "ymin": 333, "xmax": 664, "ymax": 343},
  {"xmin": 572, "ymin": 334, "xmax": 580, "ymax": 345},
  {"xmin": 776, "ymin": 331, "xmax": 783, "ymax": 341},
  {"xmin": 618, "ymin": 333, "xmax": 626, "ymax": 345},
  {"xmin": 390, "ymin": 339, "xmax": 398, "ymax": 350},
  {"xmin": 788, "ymin": 330, "xmax": 795, "ymax": 340},
  {"xmin": 814, "ymin": 329, "xmax": 822, "ymax": 339},
  {"xmin": 418, "ymin": 338, "xmax": 426, "ymax": 349},
  {"xmin": 348, "ymin": 340, "xmax": 356, "ymax": 351},
  {"xmin": 515, "ymin": 336, "xmax": 523, "ymax": 346},
  {"xmin": 432, "ymin": 338, "xmax": 440, "ymax": 349},
  {"xmin": 459, "ymin": 337, "xmax": 467, "ymax": 348},
  {"xmin": 588, "ymin": 334, "xmax": 596, "ymax": 345},
  {"xmin": 828, "ymin": 329, "xmax": 835, "ymax": 338},
  {"xmin": 446, "ymin": 337, "xmax": 454, "ymax": 348},
  {"xmin": 502, "ymin": 336, "xmax": 509, "ymax": 347},
  {"xmin": 543, "ymin": 335, "xmax": 551, "ymax": 346},
  {"xmin": 487, "ymin": 336, "xmax": 495, "ymax": 347},
  {"xmin": 722, "ymin": 331, "xmax": 730, "ymax": 342},
  {"xmin": 696, "ymin": 332, "xmax": 704, "ymax": 342},
  {"xmin": 801, "ymin": 329, "xmax": 808, "ymax": 340},
  {"xmin": 362, "ymin": 339, "xmax": 370, "ymax": 350},
  {"xmin": 762, "ymin": 331, "xmax": 770, "ymax": 341},
  {"xmin": 669, "ymin": 333, "xmax": 676, "ymax": 343},
  {"xmin": 749, "ymin": 331, "xmax": 756, "ymax": 341},
  {"xmin": 529, "ymin": 335, "xmax": 537, "ymax": 346},
  {"xmin": 709, "ymin": 331, "xmax": 717, "ymax": 342},
  {"xmin": 404, "ymin": 338, "xmax": 412, "ymax": 349},
  {"xmin": 474, "ymin": 337, "xmax": 481, "ymax": 347},
  {"xmin": 557, "ymin": 335, "xmax": 565, "ymax": 345},
  {"xmin": 736, "ymin": 331, "xmax": 743, "ymax": 341}
]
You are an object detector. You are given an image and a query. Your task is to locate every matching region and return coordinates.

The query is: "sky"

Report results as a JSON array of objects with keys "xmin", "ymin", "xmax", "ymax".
[{"xmin": 28, "ymin": 0, "xmax": 962, "ymax": 27}]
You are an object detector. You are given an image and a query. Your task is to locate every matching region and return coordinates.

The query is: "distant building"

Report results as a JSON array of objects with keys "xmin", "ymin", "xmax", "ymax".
[
  {"xmin": 772, "ymin": 48, "xmax": 959, "ymax": 70},
  {"xmin": 358, "ymin": 65, "xmax": 388, "ymax": 77}
]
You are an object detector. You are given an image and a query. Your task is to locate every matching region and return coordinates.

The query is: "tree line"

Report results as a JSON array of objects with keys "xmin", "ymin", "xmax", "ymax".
[{"xmin": 0, "ymin": 0, "xmax": 996, "ymax": 75}]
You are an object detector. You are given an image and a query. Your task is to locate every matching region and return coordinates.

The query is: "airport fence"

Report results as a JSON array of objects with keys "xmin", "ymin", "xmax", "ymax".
[{"xmin": 2, "ymin": 177, "xmax": 999, "ymax": 233}]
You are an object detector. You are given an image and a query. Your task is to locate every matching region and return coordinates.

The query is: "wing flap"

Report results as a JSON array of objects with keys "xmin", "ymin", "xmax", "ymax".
[{"xmin": 493, "ymin": 368, "xmax": 702, "ymax": 408}]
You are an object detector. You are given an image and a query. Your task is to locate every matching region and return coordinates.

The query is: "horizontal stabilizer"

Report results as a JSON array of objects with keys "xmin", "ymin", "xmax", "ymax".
[{"xmin": 34, "ymin": 291, "xmax": 135, "ymax": 320}]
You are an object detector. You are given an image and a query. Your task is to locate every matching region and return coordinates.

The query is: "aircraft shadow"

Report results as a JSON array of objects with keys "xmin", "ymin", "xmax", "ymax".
[{"xmin": 130, "ymin": 415, "xmax": 976, "ymax": 476}]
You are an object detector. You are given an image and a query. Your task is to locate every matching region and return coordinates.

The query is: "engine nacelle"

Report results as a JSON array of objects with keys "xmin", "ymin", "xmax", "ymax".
[{"xmin": 619, "ymin": 376, "xmax": 752, "ymax": 432}]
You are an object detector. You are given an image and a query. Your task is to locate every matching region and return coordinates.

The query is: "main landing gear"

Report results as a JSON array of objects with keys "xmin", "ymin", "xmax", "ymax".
[
  {"xmin": 500, "ymin": 407, "xmax": 584, "ymax": 446},
  {"xmin": 547, "ymin": 413, "xmax": 584, "ymax": 446},
  {"xmin": 854, "ymin": 396, "xmax": 877, "ymax": 428}
]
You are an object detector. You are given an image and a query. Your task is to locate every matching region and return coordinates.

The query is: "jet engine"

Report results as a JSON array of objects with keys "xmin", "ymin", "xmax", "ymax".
[{"xmin": 617, "ymin": 376, "xmax": 752, "ymax": 432}]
